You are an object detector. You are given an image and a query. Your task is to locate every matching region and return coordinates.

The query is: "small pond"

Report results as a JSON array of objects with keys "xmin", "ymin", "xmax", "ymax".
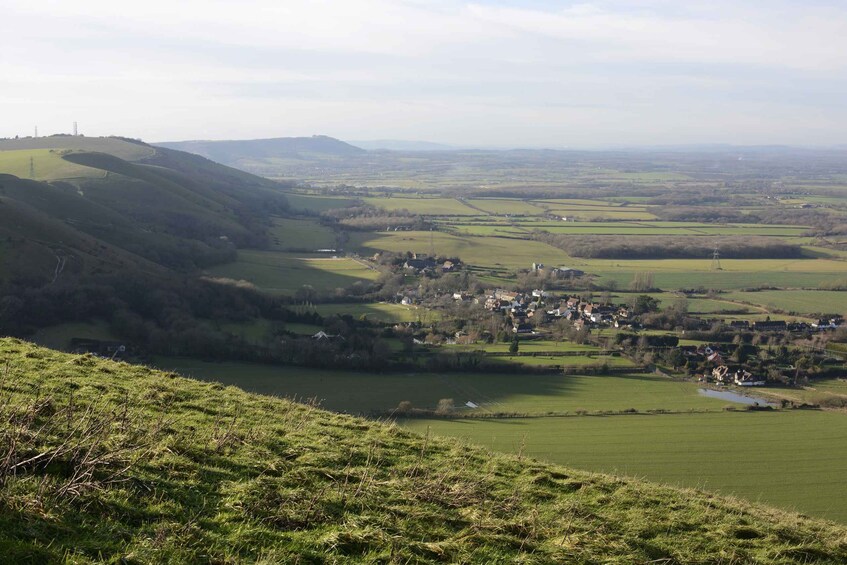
[{"xmin": 698, "ymin": 388, "xmax": 778, "ymax": 407}]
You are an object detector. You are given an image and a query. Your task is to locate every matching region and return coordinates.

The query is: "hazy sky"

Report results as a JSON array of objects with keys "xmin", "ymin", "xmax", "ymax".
[{"xmin": 2, "ymin": 0, "xmax": 846, "ymax": 147}]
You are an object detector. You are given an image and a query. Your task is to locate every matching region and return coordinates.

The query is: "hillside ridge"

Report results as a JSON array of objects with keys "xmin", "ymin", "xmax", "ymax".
[
  {"xmin": 156, "ymin": 135, "xmax": 366, "ymax": 164},
  {"xmin": 1, "ymin": 337, "xmax": 845, "ymax": 563}
]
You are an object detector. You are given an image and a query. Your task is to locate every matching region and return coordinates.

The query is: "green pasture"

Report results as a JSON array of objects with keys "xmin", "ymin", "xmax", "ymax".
[
  {"xmin": 545, "ymin": 208, "xmax": 658, "ymax": 221},
  {"xmin": 586, "ymin": 257, "xmax": 847, "ymax": 290},
  {"xmin": 594, "ymin": 171, "xmax": 693, "ymax": 181},
  {"xmin": 0, "ymin": 136, "xmax": 155, "ymax": 161},
  {"xmin": 755, "ymin": 379, "xmax": 847, "ymax": 407},
  {"xmin": 282, "ymin": 193, "xmax": 357, "ymax": 212},
  {"xmin": 363, "ymin": 196, "xmax": 477, "ymax": 216},
  {"xmin": 721, "ymin": 290, "xmax": 847, "ymax": 315},
  {"xmin": 219, "ymin": 319, "xmax": 278, "ymax": 342},
  {"xmin": 0, "ymin": 149, "xmax": 104, "ymax": 180},
  {"xmin": 31, "ymin": 320, "xmax": 117, "ymax": 350},
  {"xmin": 312, "ymin": 301, "xmax": 435, "ymax": 323},
  {"xmin": 156, "ymin": 360, "xmax": 721, "ymax": 416},
  {"xmin": 349, "ymin": 231, "xmax": 570, "ymax": 272},
  {"xmin": 488, "ymin": 354, "xmax": 636, "ymax": 368},
  {"xmin": 449, "ymin": 224, "xmax": 529, "ymax": 236},
  {"xmin": 531, "ymin": 199, "xmax": 623, "ymax": 207},
  {"xmin": 401, "ymin": 410, "xmax": 847, "ymax": 523},
  {"xmin": 205, "ymin": 250, "xmax": 379, "ymax": 294},
  {"xmin": 464, "ymin": 198, "xmax": 545, "ymax": 215},
  {"xmin": 451, "ymin": 340, "xmax": 602, "ymax": 353},
  {"xmin": 268, "ymin": 217, "xmax": 336, "ymax": 251}
]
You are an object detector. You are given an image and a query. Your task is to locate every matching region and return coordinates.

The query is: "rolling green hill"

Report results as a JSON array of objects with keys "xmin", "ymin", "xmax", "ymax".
[
  {"xmin": 1, "ymin": 337, "xmax": 846, "ymax": 563},
  {"xmin": 0, "ymin": 136, "xmax": 292, "ymax": 285}
]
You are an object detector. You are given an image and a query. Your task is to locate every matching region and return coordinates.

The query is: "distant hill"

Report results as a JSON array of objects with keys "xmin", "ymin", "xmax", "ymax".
[
  {"xmin": 347, "ymin": 139, "xmax": 456, "ymax": 151},
  {"xmin": 156, "ymin": 135, "xmax": 366, "ymax": 165},
  {"xmin": 2, "ymin": 337, "xmax": 845, "ymax": 563}
]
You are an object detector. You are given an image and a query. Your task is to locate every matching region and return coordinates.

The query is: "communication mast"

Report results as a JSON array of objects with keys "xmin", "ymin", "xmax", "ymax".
[
  {"xmin": 710, "ymin": 247, "xmax": 722, "ymax": 271},
  {"xmin": 73, "ymin": 121, "xmax": 78, "ymax": 136},
  {"xmin": 34, "ymin": 126, "xmax": 38, "ymax": 138}
]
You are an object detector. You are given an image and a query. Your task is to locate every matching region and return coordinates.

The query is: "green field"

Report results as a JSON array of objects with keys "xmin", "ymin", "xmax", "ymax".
[
  {"xmin": 587, "ymin": 257, "xmax": 847, "ymax": 290},
  {"xmin": 157, "ymin": 360, "xmax": 717, "ymax": 416},
  {"xmin": 8, "ymin": 339, "xmax": 847, "ymax": 563},
  {"xmin": 0, "ymin": 149, "xmax": 104, "ymax": 180},
  {"xmin": 0, "ymin": 136, "xmax": 155, "ymax": 161},
  {"xmin": 350, "ymin": 230, "xmax": 570, "ymax": 272},
  {"xmin": 465, "ymin": 198, "xmax": 545, "ymax": 215},
  {"xmin": 312, "ymin": 301, "xmax": 434, "ymax": 323},
  {"xmin": 30, "ymin": 320, "xmax": 117, "ymax": 350},
  {"xmin": 452, "ymin": 340, "xmax": 603, "ymax": 353},
  {"xmin": 162, "ymin": 355, "xmax": 847, "ymax": 522},
  {"xmin": 401, "ymin": 410, "xmax": 847, "ymax": 523},
  {"xmin": 722, "ymin": 290, "xmax": 847, "ymax": 315},
  {"xmin": 205, "ymin": 250, "xmax": 379, "ymax": 294},
  {"xmin": 364, "ymin": 196, "xmax": 478, "ymax": 215},
  {"xmin": 282, "ymin": 192, "xmax": 357, "ymax": 212},
  {"xmin": 267, "ymin": 216, "xmax": 337, "ymax": 251}
]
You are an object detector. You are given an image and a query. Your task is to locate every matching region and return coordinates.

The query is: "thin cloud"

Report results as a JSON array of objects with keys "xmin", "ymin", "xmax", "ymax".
[{"xmin": 1, "ymin": 1, "xmax": 845, "ymax": 146}]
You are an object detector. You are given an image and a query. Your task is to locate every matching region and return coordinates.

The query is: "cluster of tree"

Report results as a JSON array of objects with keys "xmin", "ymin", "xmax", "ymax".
[
  {"xmin": 535, "ymin": 234, "xmax": 802, "ymax": 259},
  {"xmin": 655, "ymin": 205, "xmax": 833, "ymax": 229},
  {"xmin": 514, "ymin": 269, "xmax": 589, "ymax": 292},
  {"xmin": 322, "ymin": 206, "xmax": 430, "ymax": 231}
]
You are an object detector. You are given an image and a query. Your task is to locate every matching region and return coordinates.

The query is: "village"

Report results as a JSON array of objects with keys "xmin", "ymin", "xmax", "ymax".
[{"xmin": 390, "ymin": 257, "xmax": 846, "ymax": 388}]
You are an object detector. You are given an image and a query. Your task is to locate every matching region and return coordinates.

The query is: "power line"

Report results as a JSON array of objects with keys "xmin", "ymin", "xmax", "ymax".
[{"xmin": 710, "ymin": 247, "xmax": 722, "ymax": 271}]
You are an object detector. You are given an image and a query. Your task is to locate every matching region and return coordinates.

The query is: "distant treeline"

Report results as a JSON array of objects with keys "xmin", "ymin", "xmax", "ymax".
[
  {"xmin": 322, "ymin": 205, "xmax": 430, "ymax": 231},
  {"xmin": 534, "ymin": 234, "xmax": 803, "ymax": 259},
  {"xmin": 654, "ymin": 206, "xmax": 832, "ymax": 228}
]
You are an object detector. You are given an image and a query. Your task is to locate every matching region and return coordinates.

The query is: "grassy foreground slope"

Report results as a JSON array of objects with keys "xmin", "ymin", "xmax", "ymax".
[{"xmin": 1, "ymin": 339, "xmax": 846, "ymax": 564}]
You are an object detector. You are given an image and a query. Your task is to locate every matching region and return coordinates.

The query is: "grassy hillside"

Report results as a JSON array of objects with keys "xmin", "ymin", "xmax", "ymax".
[
  {"xmin": 0, "ymin": 137, "xmax": 293, "ymax": 284},
  {"xmin": 1, "ymin": 338, "xmax": 846, "ymax": 563}
]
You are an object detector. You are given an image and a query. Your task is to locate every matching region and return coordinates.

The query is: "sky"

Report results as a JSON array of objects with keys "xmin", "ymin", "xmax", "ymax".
[{"xmin": 1, "ymin": 0, "xmax": 846, "ymax": 147}]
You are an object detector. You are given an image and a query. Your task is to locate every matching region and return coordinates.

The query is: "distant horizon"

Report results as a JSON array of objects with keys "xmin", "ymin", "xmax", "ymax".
[
  {"xmin": 4, "ymin": 130, "xmax": 847, "ymax": 153},
  {"xmin": 4, "ymin": 1, "xmax": 847, "ymax": 147}
]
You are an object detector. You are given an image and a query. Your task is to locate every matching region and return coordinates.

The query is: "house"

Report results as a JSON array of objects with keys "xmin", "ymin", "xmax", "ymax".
[
  {"xmin": 813, "ymin": 317, "xmax": 843, "ymax": 330},
  {"xmin": 712, "ymin": 365, "xmax": 731, "ymax": 383},
  {"xmin": 312, "ymin": 331, "xmax": 344, "ymax": 341},
  {"xmin": 752, "ymin": 320, "xmax": 787, "ymax": 332},
  {"xmin": 531, "ymin": 262, "xmax": 545, "ymax": 271},
  {"xmin": 552, "ymin": 267, "xmax": 585, "ymax": 278},
  {"xmin": 403, "ymin": 258, "xmax": 437, "ymax": 272},
  {"xmin": 513, "ymin": 323, "xmax": 534, "ymax": 334},
  {"xmin": 494, "ymin": 289, "xmax": 520, "ymax": 302},
  {"xmin": 734, "ymin": 370, "xmax": 766, "ymax": 387},
  {"xmin": 730, "ymin": 320, "xmax": 750, "ymax": 329},
  {"xmin": 707, "ymin": 351, "xmax": 725, "ymax": 366},
  {"xmin": 441, "ymin": 260, "xmax": 456, "ymax": 272}
]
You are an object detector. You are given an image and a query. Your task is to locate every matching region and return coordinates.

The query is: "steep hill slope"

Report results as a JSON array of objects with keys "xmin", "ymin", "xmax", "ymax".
[
  {"xmin": 0, "ymin": 136, "xmax": 292, "ymax": 284},
  {"xmin": 1, "ymin": 338, "xmax": 845, "ymax": 563}
]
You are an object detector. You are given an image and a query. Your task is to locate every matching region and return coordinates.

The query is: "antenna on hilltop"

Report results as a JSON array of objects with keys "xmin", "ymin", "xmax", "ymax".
[
  {"xmin": 73, "ymin": 121, "xmax": 78, "ymax": 136},
  {"xmin": 710, "ymin": 247, "xmax": 722, "ymax": 271},
  {"xmin": 34, "ymin": 126, "xmax": 38, "ymax": 138}
]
